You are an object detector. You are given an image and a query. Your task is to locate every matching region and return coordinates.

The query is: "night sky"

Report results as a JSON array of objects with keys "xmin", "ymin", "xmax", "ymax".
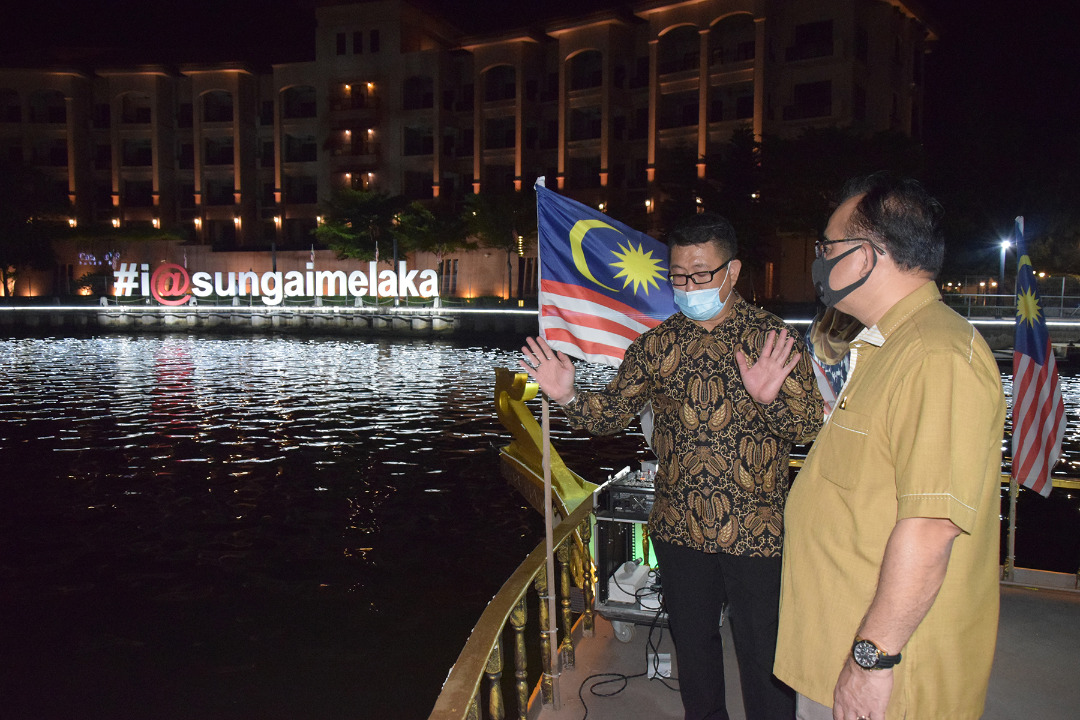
[{"xmin": 3, "ymin": 0, "xmax": 1076, "ymax": 126}]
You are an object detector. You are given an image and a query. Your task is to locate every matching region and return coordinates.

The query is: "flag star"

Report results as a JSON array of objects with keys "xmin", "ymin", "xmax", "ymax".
[
  {"xmin": 1016, "ymin": 288, "xmax": 1042, "ymax": 326},
  {"xmin": 609, "ymin": 241, "xmax": 666, "ymax": 295}
]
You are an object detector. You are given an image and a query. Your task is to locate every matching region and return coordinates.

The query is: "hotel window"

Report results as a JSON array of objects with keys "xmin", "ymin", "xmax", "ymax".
[
  {"xmin": 353, "ymin": 31, "xmax": 363, "ymax": 54},
  {"xmin": 28, "ymin": 89, "xmax": 66, "ymax": 123},
  {"xmin": 123, "ymin": 179, "xmax": 154, "ymax": 207},
  {"xmin": 404, "ymin": 171, "xmax": 432, "ymax": 200},
  {"xmin": 123, "ymin": 136, "xmax": 154, "ymax": 170},
  {"xmin": 178, "ymin": 142, "xmax": 195, "ymax": 169},
  {"xmin": 284, "ymin": 175, "xmax": 318, "ymax": 204},
  {"xmin": 0, "ymin": 89, "xmax": 19, "ymax": 122},
  {"xmin": 483, "ymin": 117, "xmax": 515, "ymax": 150},
  {"xmin": 94, "ymin": 144, "xmax": 111, "ymax": 170},
  {"xmin": 402, "ymin": 76, "xmax": 434, "ymax": 110},
  {"xmin": 853, "ymin": 84, "xmax": 867, "ymax": 123},
  {"xmin": 283, "ymin": 134, "xmax": 317, "ymax": 163},
  {"xmin": 91, "ymin": 102, "xmax": 109, "ymax": 128},
  {"xmin": 784, "ymin": 80, "xmax": 832, "ymax": 120},
  {"xmin": 855, "ymin": 24, "xmax": 869, "ymax": 63},
  {"xmin": 180, "ymin": 184, "xmax": 196, "ymax": 209},
  {"xmin": 370, "ymin": 29, "xmax": 380, "ymax": 53},
  {"xmin": 204, "ymin": 136, "xmax": 235, "ymax": 165},
  {"xmin": 336, "ymin": 32, "xmax": 346, "ymax": 55},
  {"xmin": 282, "ymin": 86, "xmax": 316, "ymax": 119},
  {"xmin": 786, "ymin": 20, "xmax": 834, "ymax": 61},
  {"xmin": 203, "ymin": 91, "xmax": 233, "ymax": 123},
  {"xmin": 121, "ymin": 94, "xmax": 152, "ymax": 124},
  {"xmin": 403, "ymin": 126, "xmax": 434, "ymax": 156}
]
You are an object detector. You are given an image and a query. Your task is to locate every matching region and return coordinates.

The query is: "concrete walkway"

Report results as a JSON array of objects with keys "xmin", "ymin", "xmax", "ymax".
[{"xmin": 535, "ymin": 584, "xmax": 1080, "ymax": 720}]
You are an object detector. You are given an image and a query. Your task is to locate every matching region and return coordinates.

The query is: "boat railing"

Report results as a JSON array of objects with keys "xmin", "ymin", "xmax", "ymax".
[{"xmin": 428, "ymin": 497, "xmax": 597, "ymax": 720}]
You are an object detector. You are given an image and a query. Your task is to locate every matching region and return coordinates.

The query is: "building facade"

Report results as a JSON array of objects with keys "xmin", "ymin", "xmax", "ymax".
[{"xmin": 0, "ymin": 0, "xmax": 934, "ymax": 304}]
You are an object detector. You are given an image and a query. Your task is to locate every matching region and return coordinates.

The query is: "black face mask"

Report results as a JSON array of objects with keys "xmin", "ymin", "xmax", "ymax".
[{"xmin": 811, "ymin": 244, "xmax": 878, "ymax": 308}]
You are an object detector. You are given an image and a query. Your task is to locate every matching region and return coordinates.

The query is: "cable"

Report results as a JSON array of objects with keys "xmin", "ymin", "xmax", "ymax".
[{"xmin": 576, "ymin": 574, "xmax": 678, "ymax": 720}]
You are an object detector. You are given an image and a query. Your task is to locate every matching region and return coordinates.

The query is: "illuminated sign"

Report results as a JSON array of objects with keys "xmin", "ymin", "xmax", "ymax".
[{"xmin": 113, "ymin": 262, "xmax": 439, "ymax": 306}]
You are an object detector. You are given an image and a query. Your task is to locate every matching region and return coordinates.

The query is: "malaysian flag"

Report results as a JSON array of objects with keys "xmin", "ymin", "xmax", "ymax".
[
  {"xmin": 1011, "ymin": 216, "xmax": 1066, "ymax": 497},
  {"xmin": 535, "ymin": 179, "xmax": 677, "ymax": 366}
]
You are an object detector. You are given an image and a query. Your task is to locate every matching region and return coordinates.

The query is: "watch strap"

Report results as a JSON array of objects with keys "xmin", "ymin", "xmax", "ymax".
[{"xmin": 853, "ymin": 637, "xmax": 902, "ymax": 669}]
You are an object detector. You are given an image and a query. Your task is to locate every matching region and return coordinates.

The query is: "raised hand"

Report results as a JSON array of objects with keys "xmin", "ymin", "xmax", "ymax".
[
  {"xmin": 520, "ymin": 336, "xmax": 577, "ymax": 405},
  {"xmin": 735, "ymin": 328, "xmax": 801, "ymax": 405}
]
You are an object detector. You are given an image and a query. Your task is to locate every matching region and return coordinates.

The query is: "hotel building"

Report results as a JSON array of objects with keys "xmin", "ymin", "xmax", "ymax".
[{"xmin": 0, "ymin": 0, "xmax": 934, "ymax": 304}]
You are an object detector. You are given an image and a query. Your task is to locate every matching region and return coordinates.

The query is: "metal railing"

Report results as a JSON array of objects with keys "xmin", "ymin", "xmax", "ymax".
[
  {"xmin": 942, "ymin": 292, "xmax": 1080, "ymax": 319},
  {"xmin": 429, "ymin": 499, "xmax": 596, "ymax": 720}
]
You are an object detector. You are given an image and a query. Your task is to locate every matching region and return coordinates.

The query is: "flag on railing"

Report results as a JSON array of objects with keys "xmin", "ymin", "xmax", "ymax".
[
  {"xmin": 1011, "ymin": 216, "xmax": 1066, "ymax": 497},
  {"xmin": 534, "ymin": 179, "xmax": 677, "ymax": 366}
]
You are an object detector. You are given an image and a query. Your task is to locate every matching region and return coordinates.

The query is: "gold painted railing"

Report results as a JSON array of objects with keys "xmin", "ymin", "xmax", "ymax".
[{"xmin": 429, "ymin": 497, "xmax": 597, "ymax": 720}]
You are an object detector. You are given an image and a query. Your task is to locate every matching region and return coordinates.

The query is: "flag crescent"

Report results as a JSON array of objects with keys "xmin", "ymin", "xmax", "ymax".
[{"xmin": 569, "ymin": 219, "xmax": 619, "ymax": 292}]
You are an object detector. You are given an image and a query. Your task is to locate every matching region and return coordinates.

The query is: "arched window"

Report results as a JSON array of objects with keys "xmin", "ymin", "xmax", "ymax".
[
  {"xmin": 202, "ymin": 90, "xmax": 233, "ymax": 123},
  {"xmin": 569, "ymin": 50, "xmax": 603, "ymax": 90},
  {"xmin": 483, "ymin": 65, "xmax": 516, "ymax": 103},
  {"xmin": 281, "ymin": 86, "xmax": 316, "ymax": 119}
]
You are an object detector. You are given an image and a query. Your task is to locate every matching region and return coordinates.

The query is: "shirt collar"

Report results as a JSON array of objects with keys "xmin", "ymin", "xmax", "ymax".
[{"xmin": 853, "ymin": 280, "xmax": 941, "ymax": 348}]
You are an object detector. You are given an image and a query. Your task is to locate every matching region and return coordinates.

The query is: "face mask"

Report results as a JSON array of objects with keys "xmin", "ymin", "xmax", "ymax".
[
  {"xmin": 673, "ymin": 270, "xmax": 732, "ymax": 321},
  {"xmin": 811, "ymin": 244, "xmax": 878, "ymax": 308}
]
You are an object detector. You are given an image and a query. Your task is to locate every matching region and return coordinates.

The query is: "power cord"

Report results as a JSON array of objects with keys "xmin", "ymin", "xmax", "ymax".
[{"xmin": 576, "ymin": 570, "xmax": 678, "ymax": 719}]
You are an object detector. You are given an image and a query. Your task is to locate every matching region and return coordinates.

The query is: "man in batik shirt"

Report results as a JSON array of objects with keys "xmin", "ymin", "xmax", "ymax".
[{"xmin": 522, "ymin": 213, "xmax": 823, "ymax": 720}]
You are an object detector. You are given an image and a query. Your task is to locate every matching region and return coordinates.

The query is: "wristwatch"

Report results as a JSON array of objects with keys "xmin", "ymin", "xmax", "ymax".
[{"xmin": 851, "ymin": 637, "xmax": 902, "ymax": 670}]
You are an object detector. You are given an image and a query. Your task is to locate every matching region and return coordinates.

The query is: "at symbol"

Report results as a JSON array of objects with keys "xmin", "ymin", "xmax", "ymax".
[{"xmin": 151, "ymin": 264, "xmax": 193, "ymax": 306}]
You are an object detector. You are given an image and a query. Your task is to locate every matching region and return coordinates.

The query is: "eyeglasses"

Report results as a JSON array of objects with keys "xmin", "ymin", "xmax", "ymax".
[
  {"xmin": 668, "ymin": 260, "xmax": 730, "ymax": 287},
  {"xmin": 814, "ymin": 236, "xmax": 886, "ymax": 258}
]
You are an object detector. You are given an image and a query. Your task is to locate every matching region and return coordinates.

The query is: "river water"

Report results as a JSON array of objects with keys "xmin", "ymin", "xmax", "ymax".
[{"xmin": 1, "ymin": 333, "xmax": 1077, "ymax": 719}]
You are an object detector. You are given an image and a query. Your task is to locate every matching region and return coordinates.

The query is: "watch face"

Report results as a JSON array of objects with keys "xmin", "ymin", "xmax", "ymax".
[{"xmin": 852, "ymin": 640, "xmax": 879, "ymax": 669}]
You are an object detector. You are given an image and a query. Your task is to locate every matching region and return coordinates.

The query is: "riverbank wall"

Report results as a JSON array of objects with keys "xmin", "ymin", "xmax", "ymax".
[
  {"xmin": 3, "ymin": 304, "xmax": 1080, "ymax": 351},
  {"xmin": 0, "ymin": 303, "xmax": 540, "ymax": 338}
]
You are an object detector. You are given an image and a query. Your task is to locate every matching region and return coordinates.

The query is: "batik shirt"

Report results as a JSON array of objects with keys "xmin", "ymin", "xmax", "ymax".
[{"xmin": 563, "ymin": 295, "xmax": 823, "ymax": 557}]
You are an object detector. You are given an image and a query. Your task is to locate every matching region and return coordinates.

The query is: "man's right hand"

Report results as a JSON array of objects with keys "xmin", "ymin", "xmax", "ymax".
[{"xmin": 520, "ymin": 336, "xmax": 576, "ymax": 405}]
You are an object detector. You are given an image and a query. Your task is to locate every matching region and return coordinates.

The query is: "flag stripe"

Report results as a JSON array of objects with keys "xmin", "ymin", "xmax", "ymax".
[
  {"xmin": 540, "ymin": 279, "xmax": 667, "ymax": 326},
  {"xmin": 541, "ymin": 305, "xmax": 644, "ymax": 343},
  {"xmin": 539, "ymin": 313, "xmax": 637, "ymax": 356},
  {"xmin": 543, "ymin": 326, "xmax": 629, "ymax": 365}
]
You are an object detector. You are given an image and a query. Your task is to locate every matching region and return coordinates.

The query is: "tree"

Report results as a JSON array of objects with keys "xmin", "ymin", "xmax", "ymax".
[
  {"xmin": 314, "ymin": 187, "xmax": 406, "ymax": 262},
  {"xmin": 0, "ymin": 158, "xmax": 66, "ymax": 296},
  {"xmin": 390, "ymin": 198, "xmax": 473, "ymax": 270},
  {"xmin": 464, "ymin": 190, "xmax": 537, "ymax": 301}
]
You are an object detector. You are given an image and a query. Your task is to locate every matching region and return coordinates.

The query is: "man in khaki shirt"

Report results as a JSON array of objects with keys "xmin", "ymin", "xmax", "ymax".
[{"xmin": 775, "ymin": 174, "xmax": 1006, "ymax": 720}]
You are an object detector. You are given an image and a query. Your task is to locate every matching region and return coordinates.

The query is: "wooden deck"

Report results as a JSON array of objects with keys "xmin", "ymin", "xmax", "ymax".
[{"xmin": 533, "ymin": 583, "xmax": 1080, "ymax": 720}]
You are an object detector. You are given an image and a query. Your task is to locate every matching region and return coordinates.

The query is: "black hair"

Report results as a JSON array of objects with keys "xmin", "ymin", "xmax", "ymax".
[
  {"xmin": 838, "ymin": 172, "xmax": 945, "ymax": 277},
  {"xmin": 665, "ymin": 212, "xmax": 738, "ymax": 260}
]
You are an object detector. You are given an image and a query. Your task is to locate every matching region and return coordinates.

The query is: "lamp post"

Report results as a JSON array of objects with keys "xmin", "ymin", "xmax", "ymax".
[{"xmin": 999, "ymin": 239, "xmax": 1011, "ymax": 292}]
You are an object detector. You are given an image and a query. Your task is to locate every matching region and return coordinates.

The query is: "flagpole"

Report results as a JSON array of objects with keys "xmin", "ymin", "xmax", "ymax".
[
  {"xmin": 1004, "ymin": 215, "xmax": 1023, "ymax": 583},
  {"xmin": 541, "ymin": 393, "xmax": 561, "ymax": 709}
]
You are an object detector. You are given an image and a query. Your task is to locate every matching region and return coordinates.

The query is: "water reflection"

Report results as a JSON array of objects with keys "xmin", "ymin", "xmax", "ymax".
[{"xmin": 0, "ymin": 335, "xmax": 1076, "ymax": 719}]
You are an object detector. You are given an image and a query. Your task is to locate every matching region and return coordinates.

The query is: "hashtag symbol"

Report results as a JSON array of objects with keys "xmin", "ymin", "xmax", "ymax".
[{"xmin": 114, "ymin": 263, "xmax": 140, "ymax": 296}]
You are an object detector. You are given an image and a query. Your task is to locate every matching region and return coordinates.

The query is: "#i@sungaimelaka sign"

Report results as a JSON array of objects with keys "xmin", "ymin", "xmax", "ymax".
[{"xmin": 113, "ymin": 262, "xmax": 440, "ymax": 306}]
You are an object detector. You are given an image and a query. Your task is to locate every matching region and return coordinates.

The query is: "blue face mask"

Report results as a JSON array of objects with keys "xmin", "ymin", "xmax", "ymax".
[{"xmin": 672, "ymin": 270, "xmax": 732, "ymax": 321}]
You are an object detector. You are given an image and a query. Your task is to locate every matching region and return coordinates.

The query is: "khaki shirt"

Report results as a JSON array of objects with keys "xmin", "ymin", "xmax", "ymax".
[
  {"xmin": 775, "ymin": 282, "xmax": 1006, "ymax": 719},
  {"xmin": 564, "ymin": 296, "xmax": 823, "ymax": 556}
]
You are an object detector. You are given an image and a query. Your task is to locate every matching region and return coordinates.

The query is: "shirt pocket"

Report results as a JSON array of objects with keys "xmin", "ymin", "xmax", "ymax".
[{"xmin": 814, "ymin": 408, "xmax": 872, "ymax": 490}]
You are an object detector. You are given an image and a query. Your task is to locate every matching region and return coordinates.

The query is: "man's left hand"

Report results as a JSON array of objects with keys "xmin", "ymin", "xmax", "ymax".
[
  {"xmin": 735, "ymin": 328, "xmax": 801, "ymax": 405},
  {"xmin": 832, "ymin": 657, "xmax": 892, "ymax": 720}
]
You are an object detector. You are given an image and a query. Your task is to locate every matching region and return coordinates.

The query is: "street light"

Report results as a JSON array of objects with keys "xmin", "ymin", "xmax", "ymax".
[{"xmin": 999, "ymin": 239, "xmax": 1011, "ymax": 291}]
